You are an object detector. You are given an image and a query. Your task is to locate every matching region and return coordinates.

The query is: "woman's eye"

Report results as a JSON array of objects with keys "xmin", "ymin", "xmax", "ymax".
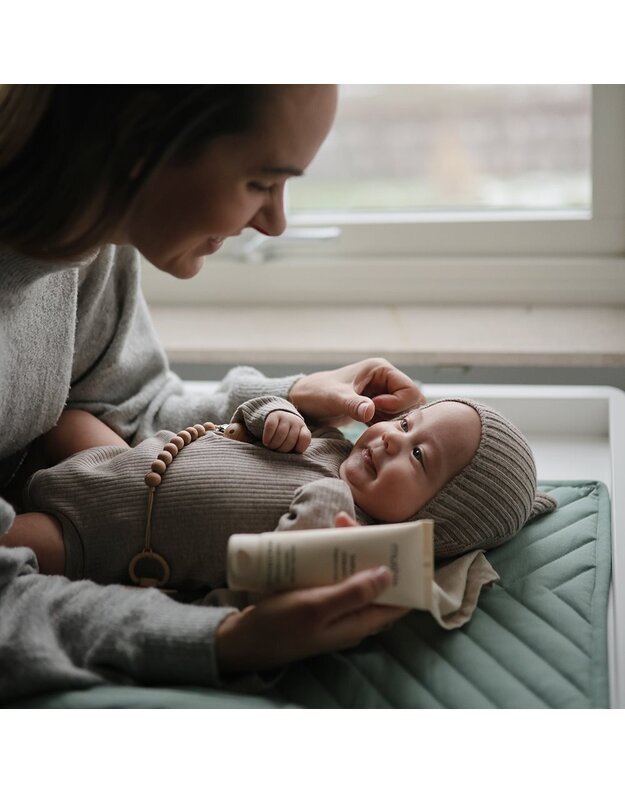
[
  {"xmin": 412, "ymin": 447, "xmax": 422, "ymax": 461},
  {"xmin": 249, "ymin": 182, "xmax": 273, "ymax": 193},
  {"xmin": 400, "ymin": 418, "xmax": 409, "ymax": 432}
]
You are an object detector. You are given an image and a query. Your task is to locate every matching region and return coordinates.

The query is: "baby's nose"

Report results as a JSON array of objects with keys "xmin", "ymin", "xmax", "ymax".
[{"xmin": 382, "ymin": 429, "xmax": 401, "ymax": 454}]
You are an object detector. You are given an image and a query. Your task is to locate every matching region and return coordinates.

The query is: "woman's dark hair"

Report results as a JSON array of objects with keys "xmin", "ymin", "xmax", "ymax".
[{"xmin": 0, "ymin": 85, "xmax": 271, "ymax": 259}]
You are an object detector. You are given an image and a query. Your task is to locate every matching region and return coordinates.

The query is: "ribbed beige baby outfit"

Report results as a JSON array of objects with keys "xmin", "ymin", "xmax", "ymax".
[{"xmin": 25, "ymin": 395, "xmax": 497, "ymax": 627}]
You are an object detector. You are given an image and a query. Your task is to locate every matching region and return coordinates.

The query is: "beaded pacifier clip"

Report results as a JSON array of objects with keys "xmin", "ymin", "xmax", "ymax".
[{"xmin": 128, "ymin": 421, "xmax": 228, "ymax": 588}]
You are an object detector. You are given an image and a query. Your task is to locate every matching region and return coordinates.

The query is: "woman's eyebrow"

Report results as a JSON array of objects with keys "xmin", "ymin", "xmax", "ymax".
[{"xmin": 260, "ymin": 165, "xmax": 304, "ymax": 177}]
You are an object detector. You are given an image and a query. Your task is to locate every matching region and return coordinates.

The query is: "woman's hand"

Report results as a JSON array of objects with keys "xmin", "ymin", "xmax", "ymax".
[
  {"xmin": 0, "ymin": 512, "xmax": 65, "ymax": 575},
  {"xmin": 289, "ymin": 358, "xmax": 425, "ymax": 426},
  {"xmin": 334, "ymin": 510, "xmax": 361, "ymax": 529},
  {"xmin": 215, "ymin": 566, "xmax": 407, "ymax": 675}
]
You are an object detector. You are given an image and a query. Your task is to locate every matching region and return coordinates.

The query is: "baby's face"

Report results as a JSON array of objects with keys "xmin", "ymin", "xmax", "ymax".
[{"xmin": 339, "ymin": 402, "xmax": 481, "ymax": 522}]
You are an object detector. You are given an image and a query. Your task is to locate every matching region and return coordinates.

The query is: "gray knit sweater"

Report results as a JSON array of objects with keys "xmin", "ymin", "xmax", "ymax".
[
  {"xmin": 24, "ymin": 395, "xmax": 360, "ymax": 591},
  {"xmin": 0, "ymin": 243, "xmax": 301, "ymax": 703}
]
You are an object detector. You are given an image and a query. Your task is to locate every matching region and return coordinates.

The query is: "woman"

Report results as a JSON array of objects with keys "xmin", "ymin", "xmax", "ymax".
[{"xmin": 0, "ymin": 85, "xmax": 423, "ymax": 702}]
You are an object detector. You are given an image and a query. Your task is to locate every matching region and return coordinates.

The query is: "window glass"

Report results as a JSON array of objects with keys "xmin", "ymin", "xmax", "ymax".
[{"xmin": 289, "ymin": 84, "xmax": 592, "ymax": 215}]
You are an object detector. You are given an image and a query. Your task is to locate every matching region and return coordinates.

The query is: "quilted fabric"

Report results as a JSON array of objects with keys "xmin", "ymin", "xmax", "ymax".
[
  {"xmin": 274, "ymin": 481, "xmax": 611, "ymax": 708},
  {"xmin": 14, "ymin": 481, "xmax": 611, "ymax": 709}
]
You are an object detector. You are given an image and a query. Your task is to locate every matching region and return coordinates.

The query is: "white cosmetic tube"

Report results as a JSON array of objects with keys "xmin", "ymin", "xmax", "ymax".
[{"xmin": 227, "ymin": 519, "xmax": 434, "ymax": 610}]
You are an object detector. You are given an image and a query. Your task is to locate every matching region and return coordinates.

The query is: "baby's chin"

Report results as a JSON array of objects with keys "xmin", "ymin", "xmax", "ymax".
[{"xmin": 350, "ymin": 497, "xmax": 415, "ymax": 525}]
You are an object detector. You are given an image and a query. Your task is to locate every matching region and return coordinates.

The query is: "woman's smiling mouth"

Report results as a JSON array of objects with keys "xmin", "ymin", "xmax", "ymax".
[{"xmin": 195, "ymin": 237, "xmax": 225, "ymax": 256}]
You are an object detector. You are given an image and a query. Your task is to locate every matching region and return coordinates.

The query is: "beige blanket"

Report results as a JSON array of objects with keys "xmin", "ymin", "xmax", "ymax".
[{"xmin": 432, "ymin": 550, "xmax": 498, "ymax": 629}]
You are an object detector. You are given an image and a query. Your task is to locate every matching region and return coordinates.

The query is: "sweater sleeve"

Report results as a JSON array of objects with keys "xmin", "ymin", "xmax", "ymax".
[
  {"xmin": 311, "ymin": 426, "xmax": 348, "ymax": 441},
  {"xmin": 275, "ymin": 479, "xmax": 357, "ymax": 532},
  {"xmin": 0, "ymin": 545, "xmax": 238, "ymax": 704},
  {"xmin": 67, "ymin": 245, "xmax": 301, "ymax": 443},
  {"xmin": 230, "ymin": 396, "xmax": 304, "ymax": 441},
  {"xmin": 0, "ymin": 497, "xmax": 15, "ymax": 539}
]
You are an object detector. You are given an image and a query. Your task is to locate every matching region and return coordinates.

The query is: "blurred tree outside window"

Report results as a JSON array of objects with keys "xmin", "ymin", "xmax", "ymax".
[{"xmin": 289, "ymin": 85, "xmax": 591, "ymax": 215}]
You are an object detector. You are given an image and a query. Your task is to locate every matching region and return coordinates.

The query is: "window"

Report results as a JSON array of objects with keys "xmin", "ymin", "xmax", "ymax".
[
  {"xmin": 290, "ymin": 85, "xmax": 592, "ymax": 215},
  {"xmin": 141, "ymin": 84, "xmax": 625, "ymax": 306}
]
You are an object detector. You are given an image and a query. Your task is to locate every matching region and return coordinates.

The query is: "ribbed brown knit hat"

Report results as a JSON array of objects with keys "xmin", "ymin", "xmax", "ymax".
[{"xmin": 413, "ymin": 399, "xmax": 557, "ymax": 558}]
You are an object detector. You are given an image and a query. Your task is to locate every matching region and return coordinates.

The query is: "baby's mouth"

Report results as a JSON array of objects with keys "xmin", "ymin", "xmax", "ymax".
[{"xmin": 362, "ymin": 446, "xmax": 376, "ymax": 475}]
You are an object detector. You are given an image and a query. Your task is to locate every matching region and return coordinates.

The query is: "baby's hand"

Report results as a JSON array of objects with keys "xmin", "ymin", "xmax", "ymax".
[
  {"xmin": 263, "ymin": 410, "xmax": 311, "ymax": 453},
  {"xmin": 223, "ymin": 422, "xmax": 254, "ymax": 444}
]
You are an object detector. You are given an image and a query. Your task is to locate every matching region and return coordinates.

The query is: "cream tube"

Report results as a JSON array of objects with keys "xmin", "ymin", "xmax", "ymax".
[{"xmin": 227, "ymin": 519, "xmax": 434, "ymax": 610}]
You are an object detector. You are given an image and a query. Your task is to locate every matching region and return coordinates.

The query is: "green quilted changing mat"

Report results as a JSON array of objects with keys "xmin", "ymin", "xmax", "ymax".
[{"xmin": 16, "ymin": 481, "xmax": 611, "ymax": 709}]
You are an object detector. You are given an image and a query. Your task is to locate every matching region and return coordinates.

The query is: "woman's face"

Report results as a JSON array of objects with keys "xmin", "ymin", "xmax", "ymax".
[{"xmin": 119, "ymin": 86, "xmax": 338, "ymax": 278}]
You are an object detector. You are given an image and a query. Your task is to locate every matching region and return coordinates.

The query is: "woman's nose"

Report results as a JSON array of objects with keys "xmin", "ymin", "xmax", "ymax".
[{"xmin": 252, "ymin": 185, "xmax": 287, "ymax": 237}]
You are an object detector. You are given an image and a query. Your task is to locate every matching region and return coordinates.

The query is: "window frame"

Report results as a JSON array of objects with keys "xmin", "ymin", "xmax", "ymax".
[{"xmin": 141, "ymin": 85, "xmax": 625, "ymax": 307}]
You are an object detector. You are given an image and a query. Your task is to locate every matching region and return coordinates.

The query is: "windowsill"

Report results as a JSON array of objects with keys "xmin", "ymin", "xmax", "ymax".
[{"xmin": 148, "ymin": 304, "xmax": 625, "ymax": 368}]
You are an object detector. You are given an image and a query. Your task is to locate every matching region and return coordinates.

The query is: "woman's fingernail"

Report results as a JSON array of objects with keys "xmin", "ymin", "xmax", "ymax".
[
  {"xmin": 373, "ymin": 566, "xmax": 391, "ymax": 587},
  {"xmin": 357, "ymin": 401, "xmax": 371, "ymax": 421}
]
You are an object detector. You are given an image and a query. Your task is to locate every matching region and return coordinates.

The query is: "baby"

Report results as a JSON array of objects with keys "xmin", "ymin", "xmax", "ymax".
[{"xmin": 21, "ymin": 376, "xmax": 556, "ymax": 594}]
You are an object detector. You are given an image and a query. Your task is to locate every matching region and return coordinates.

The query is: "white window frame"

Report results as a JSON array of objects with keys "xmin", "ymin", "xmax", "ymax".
[{"xmin": 141, "ymin": 85, "xmax": 625, "ymax": 307}]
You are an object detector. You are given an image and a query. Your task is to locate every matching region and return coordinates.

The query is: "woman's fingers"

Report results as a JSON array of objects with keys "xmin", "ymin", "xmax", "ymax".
[
  {"xmin": 289, "ymin": 358, "xmax": 425, "ymax": 425},
  {"xmin": 287, "ymin": 567, "xmax": 406, "ymax": 652},
  {"xmin": 215, "ymin": 566, "xmax": 406, "ymax": 675},
  {"xmin": 320, "ymin": 565, "xmax": 392, "ymax": 621},
  {"xmin": 334, "ymin": 511, "xmax": 360, "ymax": 528},
  {"xmin": 327, "ymin": 604, "xmax": 409, "ymax": 649},
  {"xmin": 344, "ymin": 393, "xmax": 376, "ymax": 423},
  {"xmin": 371, "ymin": 390, "xmax": 426, "ymax": 420},
  {"xmin": 355, "ymin": 361, "xmax": 426, "ymax": 420}
]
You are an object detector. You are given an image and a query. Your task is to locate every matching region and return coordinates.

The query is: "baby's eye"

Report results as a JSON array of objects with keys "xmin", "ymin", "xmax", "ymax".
[
  {"xmin": 412, "ymin": 447, "xmax": 422, "ymax": 461},
  {"xmin": 399, "ymin": 418, "xmax": 409, "ymax": 432}
]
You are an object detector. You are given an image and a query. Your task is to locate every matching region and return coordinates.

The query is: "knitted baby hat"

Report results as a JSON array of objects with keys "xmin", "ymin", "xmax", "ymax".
[{"xmin": 413, "ymin": 398, "xmax": 557, "ymax": 558}]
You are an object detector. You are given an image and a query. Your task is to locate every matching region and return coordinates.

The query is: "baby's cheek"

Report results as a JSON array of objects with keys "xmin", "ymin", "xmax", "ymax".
[{"xmin": 380, "ymin": 476, "xmax": 424, "ymax": 520}]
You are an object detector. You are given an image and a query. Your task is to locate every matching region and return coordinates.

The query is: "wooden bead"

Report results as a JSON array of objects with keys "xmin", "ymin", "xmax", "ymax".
[
  {"xmin": 144, "ymin": 472, "xmax": 162, "ymax": 488},
  {"xmin": 151, "ymin": 459, "xmax": 167, "ymax": 474},
  {"xmin": 157, "ymin": 450, "xmax": 173, "ymax": 465},
  {"xmin": 163, "ymin": 442, "xmax": 179, "ymax": 457},
  {"xmin": 170, "ymin": 436, "xmax": 184, "ymax": 451},
  {"xmin": 203, "ymin": 421, "xmax": 216, "ymax": 431},
  {"xmin": 178, "ymin": 430, "xmax": 192, "ymax": 445},
  {"xmin": 185, "ymin": 426, "xmax": 199, "ymax": 440},
  {"xmin": 194, "ymin": 423, "xmax": 206, "ymax": 437}
]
